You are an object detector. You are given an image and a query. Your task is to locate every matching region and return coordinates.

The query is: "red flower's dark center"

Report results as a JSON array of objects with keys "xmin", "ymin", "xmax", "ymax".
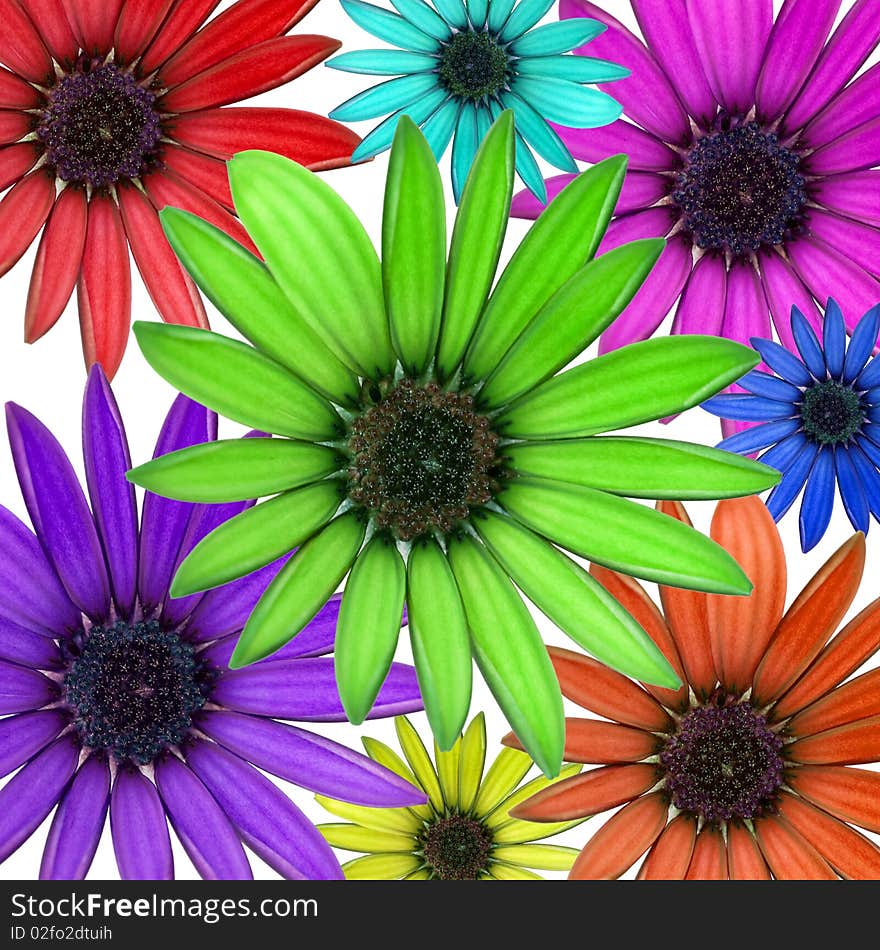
[
  {"xmin": 661, "ymin": 699, "xmax": 783, "ymax": 822},
  {"xmin": 37, "ymin": 60, "xmax": 162, "ymax": 188},
  {"xmin": 438, "ymin": 30, "xmax": 510, "ymax": 100},
  {"xmin": 673, "ymin": 122, "xmax": 806, "ymax": 256},
  {"xmin": 421, "ymin": 815, "xmax": 492, "ymax": 880}
]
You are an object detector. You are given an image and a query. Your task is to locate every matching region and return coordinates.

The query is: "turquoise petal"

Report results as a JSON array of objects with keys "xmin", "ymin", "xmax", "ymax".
[
  {"xmin": 515, "ymin": 54, "xmax": 629, "ymax": 83},
  {"xmin": 487, "ymin": 0, "xmax": 515, "ymax": 32},
  {"xmin": 499, "ymin": 0, "xmax": 555, "ymax": 41},
  {"xmin": 391, "ymin": 0, "xmax": 451, "ymax": 40},
  {"xmin": 510, "ymin": 19, "xmax": 606, "ymax": 56},
  {"xmin": 331, "ymin": 73, "xmax": 439, "ymax": 122},
  {"xmin": 502, "ymin": 90, "xmax": 576, "ymax": 172},
  {"xmin": 514, "ymin": 76, "xmax": 622, "ymax": 127},
  {"xmin": 433, "ymin": 0, "xmax": 468, "ymax": 28},
  {"xmin": 451, "ymin": 103, "xmax": 479, "ymax": 202},
  {"xmin": 467, "ymin": 0, "xmax": 488, "ymax": 27},
  {"xmin": 421, "ymin": 98, "xmax": 461, "ymax": 158},
  {"xmin": 326, "ymin": 49, "xmax": 438, "ymax": 75},
  {"xmin": 352, "ymin": 87, "xmax": 449, "ymax": 160},
  {"xmin": 488, "ymin": 96, "xmax": 545, "ymax": 202},
  {"xmin": 341, "ymin": 0, "xmax": 440, "ymax": 52}
]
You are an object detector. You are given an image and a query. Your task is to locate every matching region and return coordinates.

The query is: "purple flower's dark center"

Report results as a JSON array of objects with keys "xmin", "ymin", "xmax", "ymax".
[
  {"xmin": 37, "ymin": 61, "xmax": 162, "ymax": 188},
  {"xmin": 661, "ymin": 700, "xmax": 783, "ymax": 822},
  {"xmin": 439, "ymin": 30, "xmax": 510, "ymax": 100},
  {"xmin": 800, "ymin": 380, "xmax": 864, "ymax": 445},
  {"xmin": 63, "ymin": 620, "xmax": 210, "ymax": 765},
  {"xmin": 421, "ymin": 815, "xmax": 492, "ymax": 880},
  {"xmin": 673, "ymin": 122, "xmax": 806, "ymax": 256},
  {"xmin": 347, "ymin": 378, "xmax": 502, "ymax": 541}
]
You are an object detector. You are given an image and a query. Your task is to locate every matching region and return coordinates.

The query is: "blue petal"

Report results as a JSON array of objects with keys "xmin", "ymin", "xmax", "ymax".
[
  {"xmin": 835, "ymin": 447, "xmax": 870, "ymax": 533},
  {"xmin": 843, "ymin": 304, "xmax": 880, "ymax": 384},
  {"xmin": 856, "ymin": 432, "xmax": 880, "ymax": 467},
  {"xmin": 330, "ymin": 73, "xmax": 439, "ymax": 122},
  {"xmin": 867, "ymin": 402, "xmax": 880, "ymax": 424},
  {"xmin": 341, "ymin": 0, "xmax": 440, "ymax": 52},
  {"xmin": 702, "ymin": 394, "xmax": 795, "ymax": 422},
  {"xmin": 751, "ymin": 337, "xmax": 813, "ymax": 386},
  {"xmin": 855, "ymin": 353, "xmax": 880, "ymax": 390},
  {"xmin": 823, "ymin": 298, "xmax": 846, "ymax": 379},
  {"xmin": 739, "ymin": 370, "xmax": 802, "ymax": 403},
  {"xmin": 500, "ymin": 0, "xmax": 557, "ymax": 41},
  {"xmin": 865, "ymin": 385, "xmax": 880, "ymax": 404},
  {"xmin": 433, "ymin": 0, "xmax": 468, "ymax": 28},
  {"xmin": 862, "ymin": 423, "xmax": 880, "ymax": 451},
  {"xmin": 716, "ymin": 418, "xmax": 801, "ymax": 455},
  {"xmin": 351, "ymin": 87, "xmax": 449, "ymax": 161},
  {"xmin": 502, "ymin": 90, "xmax": 576, "ymax": 172},
  {"xmin": 390, "ymin": 0, "xmax": 451, "ymax": 39},
  {"xmin": 849, "ymin": 443, "xmax": 880, "ymax": 519},
  {"xmin": 766, "ymin": 441, "xmax": 819, "ymax": 521},
  {"xmin": 466, "ymin": 0, "xmax": 488, "ymax": 27},
  {"xmin": 790, "ymin": 306, "xmax": 826, "ymax": 379},
  {"xmin": 451, "ymin": 103, "xmax": 479, "ymax": 203},
  {"xmin": 510, "ymin": 19, "xmax": 606, "ymax": 56},
  {"xmin": 516, "ymin": 54, "xmax": 630, "ymax": 83},
  {"xmin": 799, "ymin": 448, "xmax": 835, "ymax": 551},
  {"xmin": 421, "ymin": 98, "xmax": 460, "ymax": 159},
  {"xmin": 759, "ymin": 431, "xmax": 808, "ymax": 472},
  {"xmin": 513, "ymin": 76, "xmax": 622, "ymax": 127},
  {"xmin": 487, "ymin": 0, "xmax": 515, "ymax": 32},
  {"xmin": 326, "ymin": 49, "xmax": 438, "ymax": 75}
]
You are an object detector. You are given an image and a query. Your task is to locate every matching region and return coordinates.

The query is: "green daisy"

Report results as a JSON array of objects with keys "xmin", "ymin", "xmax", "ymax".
[
  {"xmin": 129, "ymin": 112, "xmax": 779, "ymax": 775},
  {"xmin": 317, "ymin": 714, "xmax": 582, "ymax": 880}
]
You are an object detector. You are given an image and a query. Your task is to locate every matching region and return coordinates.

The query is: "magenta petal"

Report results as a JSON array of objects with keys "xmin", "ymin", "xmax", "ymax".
[
  {"xmin": 758, "ymin": 248, "xmax": 823, "ymax": 351},
  {"xmin": 672, "ymin": 253, "xmax": 727, "ymax": 336},
  {"xmin": 811, "ymin": 170, "xmax": 880, "ymax": 227},
  {"xmin": 0, "ymin": 658, "xmax": 58, "ymax": 714},
  {"xmin": 510, "ymin": 173, "xmax": 576, "ymax": 220},
  {"xmin": 553, "ymin": 119, "xmax": 678, "ymax": 171},
  {"xmin": 802, "ymin": 63, "xmax": 880, "ymax": 149},
  {"xmin": 807, "ymin": 208, "xmax": 880, "ymax": 279},
  {"xmin": 615, "ymin": 171, "xmax": 670, "ymax": 215},
  {"xmin": 0, "ymin": 709, "xmax": 68, "ymax": 779},
  {"xmin": 805, "ymin": 115, "xmax": 880, "ymax": 176},
  {"xmin": 597, "ymin": 206, "xmax": 677, "ymax": 256},
  {"xmin": 721, "ymin": 259, "xmax": 770, "ymax": 345},
  {"xmin": 110, "ymin": 769, "xmax": 173, "ymax": 880},
  {"xmin": 0, "ymin": 619, "xmax": 64, "ymax": 670}
]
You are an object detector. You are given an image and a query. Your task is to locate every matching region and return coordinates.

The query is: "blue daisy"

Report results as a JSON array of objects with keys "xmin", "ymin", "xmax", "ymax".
[
  {"xmin": 703, "ymin": 300, "xmax": 880, "ymax": 553},
  {"xmin": 328, "ymin": 0, "xmax": 626, "ymax": 201}
]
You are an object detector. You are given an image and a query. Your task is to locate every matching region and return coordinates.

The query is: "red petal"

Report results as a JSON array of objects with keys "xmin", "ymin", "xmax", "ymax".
[
  {"xmin": 787, "ymin": 714, "xmax": 880, "ymax": 766},
  {"xmin": 752, "ymin": 533, "xmax": 865, "ymax": 705},
  {"xmin": 0, "ymin": 0, "xmax": 53, "ymax": 82},
  {"xmin": 160, "ymin": 143, "xmax": 232, "ymax": 211},
  {"xmin": 167, "ymin": 107, "xmax": 360, "ymax": 171},
  {"xmin": 0, "ymin": 170, "xmax": 54, "ymax": 277},
  {"xmin": 685, "ymin": 826, "xmax": 728, "ymax": 880},
  {"xmin": 18, "ymin": 0, "xmax": 79, "ymax": 64},
  {"xmin": 117, "ymin": 184, "xmax": 208, "ymax": 330},
  {"xmin": 788, "ymin": 668, "xmax": 880, "ymax": 737},
  {"xmin": 0, "ymin": 66, "xmax": 42, "ymax": 108},
  {"xmin": 727, "ymin": 822, "xmax": 771, "ymax": 879},
  {"xmin": 0, "ymin": 142, "xmax": 39, "ymax": 191},
  {"xmin": 0, "ymin": 110, "xmax": 33, "ymax": 146},
  {"xmin": 639, "ymin": 814, "xmax": 696, "ymax": 880},
  {"xmin": 59, "ymin": 0, "xmax": 123, "ymax": 53},
  {"xmin": 77, "ymin": 195, "xmax": 132, "ymax": 380},
  {"xmin": 25, "ymin": 186, "xmax": 87, "ymax": 342},
  {"xmin": 504, "ymin": 718, "xmax": 659, "ymax": 764},
  {"xmin": 754, "ymin": 815, "xmax": 837, "ymax": 879},
  {"xmin": 786, "ymin": 765, "xmax": 880, "ymax": 834},
  {"xmin": 115, "ymin": 0, "xmax": 176, "ymax": 63},
  {"xmin": 139, "ymin": 0, "xmax": 220, "ymax": 75}
]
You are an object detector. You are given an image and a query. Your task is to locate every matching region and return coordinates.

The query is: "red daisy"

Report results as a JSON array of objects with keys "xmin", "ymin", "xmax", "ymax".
[
  {"xmin": 0, "ymin": 0, "xmax": 359, "ymax": 377},
  {"xmin": 509, "ymin": 496, "xmax": 880, "ymax": 879}
]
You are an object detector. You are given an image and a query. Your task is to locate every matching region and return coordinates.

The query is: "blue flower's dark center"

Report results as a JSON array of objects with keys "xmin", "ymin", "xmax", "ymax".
[
  {"xmin": 347, "ymin": 378, "xmax": 501, "ymax": 541},
  {"xmin": 673, "ymin": 122, "xmax": 806, "ymax": 256},
  {"xmin": 64, "ymin": 620, "xmax": 210, "ymax": 765},
  {"xmin": 661, "ymin": 700, "xmax": 783, "ymax": 822},
  {"xmin": 421, "ymin": 815, "xmax": 492, "ymax": 880},
  {"xmin": 37, "ymin": 61, "xmax": 162, "ymax": 188},
  {"xmin": 800, "ymin": 380, "xmax": 865, "ymax": 445},
  {"xmin": 438, "ymin": 30, "xmax": 509, "ymax": 100}
]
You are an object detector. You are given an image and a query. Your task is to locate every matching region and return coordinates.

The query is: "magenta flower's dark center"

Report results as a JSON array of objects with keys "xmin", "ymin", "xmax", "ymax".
[
  {"xmin": 421, "ymin": 815, "xmax": 492, "ymax": 880},
  {"xmin": 63, "ymin": 620, "xmax": 210, "ymax": 765},
  {"xmin": 37, "ymin": 61, "xmax": 162, "ymax": 188},
  {"xmin": 661, "ymin": 700, "xmax": 783, "ymax": 822},
  {"xmin": 438, "ymin": 30, "xmax": 510, "ymax": 100},
  {"xmin": 673, "ymin": 122, "xmax": 806, "ymax": 256},
  {"xmin": 800, "ymin": 380, "xmax": 864, "ymax": 445},
  {"xmin": 347, "ymin": 378, "xmax": 502, "ymax": 541}
]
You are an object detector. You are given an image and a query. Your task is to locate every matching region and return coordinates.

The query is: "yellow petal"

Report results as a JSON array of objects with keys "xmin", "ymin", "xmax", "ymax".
[
  {"xmin": 315, "ymin": 796, "xmax": 422, "ymax": 834},
  {"xmin": 403, "ymin": 868, "xmax": 431, "ymax": 880},
  {"xmin": 492, "ymin": 816, "xmax": 585, "ymax": 844},
  {"xmin": 362, "ymin": 737, "xmax": 433, "ymax": 822},
  {"xmin": 434, "ymin": 735, "xmax": 462, "ymax": 811},
  {"xmin": 488, "ymin": 862, "xmax": 544, "ymax": 880},
  {"xmin": 396, "ymin": 716, "xmax": 444, "ymax": 813},
  {"xmin": 492, "ymin": 843, "xmax": 580, "ymax": 871},
  {"xmin": 485, "ymin": 762, "xmax": 582, "ymax": 827},
  {"xmin": 458, "ymin": 713, "xmax": 487, "ymax": 814},
  {"xmin": 473, "ymin": 747, "xmax": 532, "ymax": 817},
  {"xmin": 343, "ymin": 853, "xmax": 423, "ymax": 880},
  {"xmin": 317, "ymin": 823, "xmax": 416, "ymax": 853}
]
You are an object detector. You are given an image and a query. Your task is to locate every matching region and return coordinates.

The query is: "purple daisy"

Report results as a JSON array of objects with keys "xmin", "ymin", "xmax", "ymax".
[
  {"xmin": 0, "ymin": 367, "xmax": 424, "ymax": 881},
  {"xmin": 512, "ymin": 0, "xmax": 880, "ymax": 357}
]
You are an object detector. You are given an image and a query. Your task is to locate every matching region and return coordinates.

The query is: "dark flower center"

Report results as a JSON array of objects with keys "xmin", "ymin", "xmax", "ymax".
[
  {"xmin": 347, "ymin": 378, "xmax": 502, "ymax": 541},
  {"xmin": 37, "ymin": 61, "xmax": 162, "ymax": 188},
  {"xmin": 421, "ymin": 815, "xmax": 492, "ymax": 880},
  {"xmin": 64, "ymin": 620, "xmax": 210, "ymax": 765},
  {"xmin": 438, "ymin": 30, "xmax": 510, "ymax": 100},
  {"xmin": 800, "ymin": 380, "xmax": 865, "ymax": 445},
  {"xmin": 673, "ymin": 122, "xmax": 806, "ymax": 255},
  {"xmin": 661, "ymin": 700, "xmax": 783, "ymax": 822}
]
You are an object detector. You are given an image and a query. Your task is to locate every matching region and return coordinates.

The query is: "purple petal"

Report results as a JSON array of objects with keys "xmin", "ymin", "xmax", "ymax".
[
  {"xmin": 212, "ymin": 657, "xmax": 422, "ymax": 722},
  {"xmin": 82, "ymin": 366, "xmax": 139, "ymax": 617},
  {"xmin": 811, "ymin": 170, "xmax": 880, "ymax": 227},
  {"xmin": 110, "ymin": 769, "xmax": 173, "ymax": 880},
  {"xmin": 197, "ymin": 710, "xmax": 426, "ymax": 806},
  {"xmin": 40, "ymin": 754, "xmax": 110, "ymax": 880},
  {"xmin": 805, "ymin": 115, "xmax": 880, "ymax": 176},
  {"xmin": 807, "ymin": 208, "xmax": 880, "ymax": 279},
  {"xmin": 510, "ymin": 173, "xmax": 576, "ymax": 220},
  {"xmin": 154, "ymin": 754, "xmax": 251, "ymax": 880},
  {"xmin": 758, "ymin": 248, "xmax": 824, "ymax": 351},
  {"xmin": 5, "ymin": 404, "xmax": 110, "ymax": 619},
  {"xmin": 0, "ymin": 619, "xmax": 63, "ymax": 670},
  {"xmin": 671, "ymin": 253, "xmax": 727, "ymax": 336},
  {"xmin": 802, "ymin": 63, "xmax": 880, "ymax": 149},
  {"xmin": 597, "ymin": 205, "xmax": 677, "ymax": 256},
  {"xmin": 0, "ymin": 735, "xmax": 79, "ymax": 863},
  {"xmin": 185, "ymin": 740, "xmax": 343, "ymax": 880},
  {"xmin": 0, "ymin": 658, "xmax": 58, "ymax": 713},
  {"xmin": 0, "ymin": 710, "xmax": 68, "ymax": 779},
  {"xmin": 553, "ymin": 118, "xmax": 678, "ymax": 170}
]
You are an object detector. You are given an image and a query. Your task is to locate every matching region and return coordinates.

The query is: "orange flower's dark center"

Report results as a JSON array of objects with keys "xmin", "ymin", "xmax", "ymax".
[{"xmin": 421, "ymin": 815, "xmax": 492, "ymax": 880}]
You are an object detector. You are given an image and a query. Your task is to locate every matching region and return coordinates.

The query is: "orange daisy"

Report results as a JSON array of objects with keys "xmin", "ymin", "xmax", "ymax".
[{"xmin": 508, "ymin": 496, "xmax": 880, "ymax": 879}]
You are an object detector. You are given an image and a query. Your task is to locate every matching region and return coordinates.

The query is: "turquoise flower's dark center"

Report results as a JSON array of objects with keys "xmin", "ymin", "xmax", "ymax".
[
  {"xmin": 421, "ymin": 815, "xmax": 492, "ymax": 880},
  {"xmin": 347, "ymin": 378, "xmax": 502, "ymax": 541},
  {"xmin": 673, "ymin": 122, "xmax": 806, "ymax": 256},
  {"xmin": 801, "ymin": 380, "xmax": 865, "ymax": 445},
  {"xmin": 37, "ymin": 60, "xmax": 162, "ymax": 188},
  {"xmin": 64, "ymin": 620, "xmax": 210, "ymax": 765},
  {"xmin": 661, "ymin": 700, "xmax": 783, "ymax": 822},
  {"xmin": 438, "ymin": 30, "xmax": 509, "ymax": 100}
]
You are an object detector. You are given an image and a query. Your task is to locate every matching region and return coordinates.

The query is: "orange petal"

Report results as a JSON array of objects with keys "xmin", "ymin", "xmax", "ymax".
[
  {"xmin": 786, "ymin": 715, "xmax": 880, "ymax": 766},
  {"xmin": 727, "ymin": 822, "xmax": 771, "ymax": 879},
  {"xmin": 788, "ymin": 668, "xmax": 880, "ymax": 736},
  {"xmin": 752, "ymin": 533, "xmax": 865, "ymax": 705},
  {"xmin": 754, "ymin": 815, "xmax": 837, "ymax": 879},
  {"xmin": 685, "ymin": 825, "xmax": 728, "ymax": 879},
  {"xmin": 505, "ymin": 718, "xmax": 659, "ymax": 764},
  {"xmin": 639, "ymin": 814, "xmax": 696, "ymax": 880},
  {"xmin": 776, "ymin": 792, "xmax": 880, "ymax": 880},
  {"xmin": 706, "ymin": 497, "xmax": 786, "ymax": 693},
  {"xmin": 510, "ymin": 763, "xmax": 659, "ymax": 822},
  {"xmin": 548, "ymin": 646, "xmax": 673, "ymax": 732},
  {"xmin": 772, "ymin": 597, "xmax": 880, "ymax": 722},
  {"xmin": 569, "ymin": 792, "xmax": 669, "ymax": 880},
  {"xmin": 785, "ymin": 766, "xmax": 880, "ymax": 834}
]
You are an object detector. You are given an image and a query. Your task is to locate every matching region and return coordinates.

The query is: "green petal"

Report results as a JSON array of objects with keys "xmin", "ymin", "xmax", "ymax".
[
  {"xmin": 473, "ymin": 747, "xmax": 532, "ymax": 816},
  {"xmin": 318, "ymin": 823, "xmax": 415, "ymax": 853},
  {"xmin": 458, "ymin": 712, "xmax": 487, "ymax": 814},
  {"xmin": 492, "ymin": 843, "xmax": 579, "ymax": 871},
  {"xmin": 473, "ymin": 509, "xmax": 680, "ymax": 688},
  {"xmin": 479, "ymin": 238, "xmax": 665, "ymax": 409},
  {"xmin": 228, "ymin": 150, "xmax": 393, "ymax": 379},
  {"xmin": 507, "ymin": 436, "xmax": 782, "ymax": 498},
  {"xmin": 395, "ymin": 716, "xmax": 444, "ymax": 814},
  {"xmin": 461, "ymin": 155, "xmax": 627, "ymax": 384},
  {"xmin": 170, "ymin": 481, "xmax": 343, "ymax": 597},
  {"xmin": 436, "ymin": 111, "xmax": 514, "ymax": 380},
  {"xmin": 434, "ymin": 736, "xmax": 461, "ymax": 811},
  {"xmin": 127, "ymin": 438, "xmax": 342, "ymax": 503},
  {"xmin": 487, "ymin": 863, "xmax": 543, "ymax": 880},
  {"xmin": 133, "ymin": 323, "xmax": 341, "ymax": 441},
  {"xmin": 362, "ymin": 738, "xmax": 434, "ymax": 822},
  {"xmin": 496, "ymin": 335, "xmax": 760, "ymax": 440},
  {"xmin": 336, "ymin": 537, "xmax": 406, "ymax": 724},
  {"xmin": 406, "ymin": 539, "xmax": 473, "ymax": 750},
  {"xmin": 160, "ymin": 208, "xmax": 360, "ymax": 408},
  {"xmin": 499, "ymin": 477, "xmax": 753, "ymax": 595},
  {"xmin": 230, "ymin": 511, "xmax": 366, "ymax": 667},
  {"xmin": 315, "ymin": 796, "xmax": 421, "ymax": 833},
  {"xmin": 343, "ymin": 853, "xmax": 423, "ymax": 880},
  {"xmin": 383, "ymin": 117, "xmax": 446, "ymax": 375},
  {"xmin": 446, "ymin": 536, "xmax": 564, "ymax": 777}
]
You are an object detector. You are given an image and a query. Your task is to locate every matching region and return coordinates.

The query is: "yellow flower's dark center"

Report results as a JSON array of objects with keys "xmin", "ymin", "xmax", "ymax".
[
  {"xmin": 800, "ymin": 380, "xmax": 865, "ymax": 445},
  {"xmin": 421, "ymin": 815, "xmax": 492, "ymax": 880},
  {"xmin": 438, "ymin": 30, "xmax": 510, "ymax": 100}
]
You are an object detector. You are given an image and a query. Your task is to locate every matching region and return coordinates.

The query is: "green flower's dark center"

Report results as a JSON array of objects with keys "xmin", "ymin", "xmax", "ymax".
[
  {"xmin": 661, "ymin": 699, "xmax": 783, "ymax": 822},
  {"xmin": 63, "ymin": 620, "xmax": 210, "ymax": 765},
  {"xmin": 421, "ymin": 815, "xmax": 492, "ymax": 880},
  {"xmin": 673, "ymin": 122, "xmax": 806, "ymax": 255},
  {"xmin": 347, "ymin": 378, "xmax": 502, "ymax": 541},
  {"xmin": 800, "ymin": 380, "xmax": 865, "ymax": 445},
  {"xmin": 37, "ymin": 60, "xmax": 162, "ymax": 188},
  {"xmin": 438, "ymin": 30, "xmax": 509, "ymax": 100}
]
